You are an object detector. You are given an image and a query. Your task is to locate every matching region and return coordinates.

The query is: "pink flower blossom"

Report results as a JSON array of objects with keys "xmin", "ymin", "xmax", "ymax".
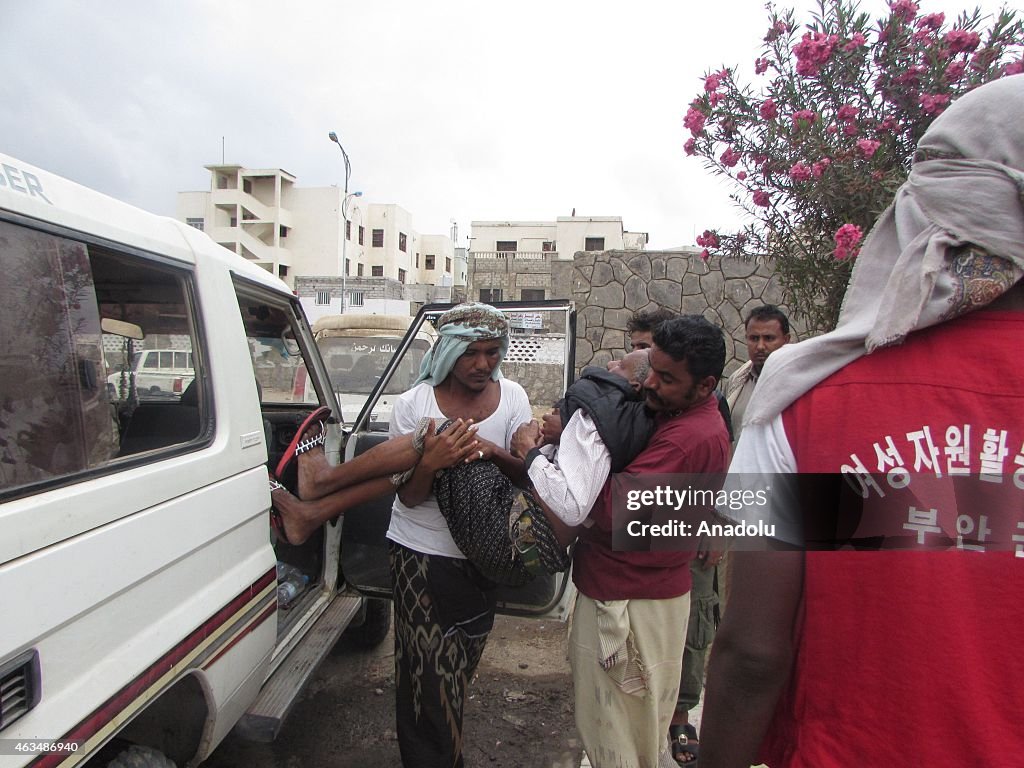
[
  {"xmin": 696, "ymin": 230, "xmax": 720, "ymax": 248},
  {"xmin": 912, "ymin": 29, "xmax": 934, "ymax": 45},
  {"xmin": 760, "ymin": 98, "xmax": 778, "ymax": 120},
  {"xmin": 704, "ymin": 73, "xmax": 723, "ymax": 93},
  {"xmin": 752, "ymin": 154, "xmax": 768, "ymax": 167},
  {"xmin": 708, "ymin": 91, "xmax": 723, "ymax": 107},
  {"xmin": 737, "ymin": 171, "xmax": 748, "ymax": 181},
  {"xmin": 920, "ymin": 93, "xmax": 951, "ymax": 115},
  {"xmin": 880, "ymin": 117, "xmax": 898, "ymax": 131},
  {"xmin": 833, "ymin": 223, "xmax": 864, "ymax": 260},
  {"xmin": 684, "ymin": 107, "xmax": 707, "ymax": 136},
  {"xmin": 916, "ymin": 12, "xmax": 944, "ymax": 30},
  {"xmin": 944, "ymin": 29, "xmax": 981, "ymax": 54},
  {"xmin": 720, "ymin": 147, "xmax": 742, "ymax": 167},
  {"xmin": 826, "ymin": 123, "xmax": 839, "ymax": 134},
  {"xmin": 684, "ymin": 138, "xmax": 697, "ymax": 156},
  {"xmin": 755, "ymin": 57, "xmax": 770, "ymax": 74},
  {"xmin": 794, "ymin": 31, "xmax": 839, "ymax": 77},
  {"xmin": 789, "ymin": 162, "xmax": 812, "ymax": 182},
  {"xmin": 1006, "ymin": 59, "xmax": 1024, "ymax": 75},
  {"xmin": 889, "ymin": 0, "xmax": 919, "ymax": 23},
  {"xmin": 845, "ymin": 123, "xmax": 861, "ymax": 136},
  {"xmin": 857, "ymin": 139, "xmax": 881, "ymax": 158},
  {"xmin": 811, "ymin": 158, "xmax": 832, "ymax": 178},
  {"xmin": 944, "ymin": 60, "xmax": 967, "ymax": 81},
  {"xmin": 843, "ymin": 32, "xmax": 867, "ymax": 51},
  {"xmin": 700, "ymin": 249, "xmax": 710, "ymax": 262},
  {"xmin": 765, "ymin": 19, "xmax": 790, "ymax": 42},
  {"xmin": 837, "ymin": 103, "xmax": 859, "ymax": 121},
  {"xmin": 753, "ymin": 190, "xmax": 771, "ymax": 207},
  {"xmin": 791, "ymin": 109, "xmax": 818, "ymax": 128}
]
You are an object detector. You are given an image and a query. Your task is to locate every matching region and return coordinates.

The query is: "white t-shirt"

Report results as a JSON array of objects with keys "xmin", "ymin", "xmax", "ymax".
[{"xmin": 386, "ymin": 378, "xmax": 533, "ymax": 558}]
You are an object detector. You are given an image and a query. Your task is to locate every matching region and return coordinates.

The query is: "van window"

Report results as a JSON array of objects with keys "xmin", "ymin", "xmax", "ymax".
[
  {"xmin": 0, "ymin": 219, "xmax": 205, "ymax": 497},
  {"xmin": 236, "ymin": 292, "xmax": 318, "ymax": 405}
]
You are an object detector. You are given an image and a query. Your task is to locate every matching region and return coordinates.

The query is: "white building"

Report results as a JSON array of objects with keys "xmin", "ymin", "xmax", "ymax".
[
  {"xmin": 466, "ymin": 215, "xmax": 647, "ymax": 304},
  {"xmin": 177, "ymin": 165, "xmax": 455, "ymax": 322},
  {"xmin": 470, "ymin": 216, "xmax": 647, "ymax": 262}
]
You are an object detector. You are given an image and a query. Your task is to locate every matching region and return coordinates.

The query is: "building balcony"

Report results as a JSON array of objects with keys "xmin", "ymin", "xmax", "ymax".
[{"xmin": 470, "ymin": 250, "xmax": 556, "ymax": 261}]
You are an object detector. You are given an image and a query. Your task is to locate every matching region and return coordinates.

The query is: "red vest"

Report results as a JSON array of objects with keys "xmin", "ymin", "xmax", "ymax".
[{"xmin": 762, "ymin": 311, "xmax": 1024, "ymax": 767}]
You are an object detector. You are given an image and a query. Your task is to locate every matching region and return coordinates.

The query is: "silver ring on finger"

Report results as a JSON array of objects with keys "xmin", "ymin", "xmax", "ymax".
[{"xmin": 478, "ymin": 450, "xmax": 484, "ymax": 460}]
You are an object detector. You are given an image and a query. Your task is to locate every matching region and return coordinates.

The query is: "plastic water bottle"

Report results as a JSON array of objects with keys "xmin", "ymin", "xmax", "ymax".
[{"xmin": 276, "ymin": 562, "xmax": 309, "ymax": 608}]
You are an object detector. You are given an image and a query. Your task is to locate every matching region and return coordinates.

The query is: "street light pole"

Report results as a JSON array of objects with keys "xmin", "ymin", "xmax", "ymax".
[
  {"xmin": 340, "ymin": 190, "xmax": 362, "ymax": 312},
  {"xmin": 328, "ymin": 131, "xmax": 353, "ymax": 312}
]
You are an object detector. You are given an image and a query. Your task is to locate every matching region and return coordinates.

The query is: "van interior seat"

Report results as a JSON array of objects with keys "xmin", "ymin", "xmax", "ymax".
[{"xmin": 119, "ymin": 386, "xmax": 200, "ymax": 456}]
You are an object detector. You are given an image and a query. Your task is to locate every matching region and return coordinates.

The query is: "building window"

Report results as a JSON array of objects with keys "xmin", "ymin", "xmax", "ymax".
[
  {"xmin": 445, "ymin": 256, "xmax": 452, "ymax": 272},
  {"xmin": 359, "ymin": 225, "xmax": 365, "ymax": 245},
  {"xmin": 480, "ymin": 288, "xmax": 503, "ymax": 303},
  {"xmin": 346, "ymin": 221, "xmax": 352, "ymax": 240},
  {"xmin": 425, "ymin": 254, "xmax": 435, "ymax": 270},
  {"xmin": 372, "ymin": 265, "xmax": 383, "ymax": 277},
  {"xmin": 243, "ymin": 179, "xmax": 252, "ymax": 194},
  {"xmin": 399, "ymin": 232, "xmax": 407, "ymax": 252},
  {"xmin": 496, "ymin": 240, "xmax": 517, "ymax": 253},
  {"xmin": 349, "ymin": 291, "xmax": 365, "ymax": 307},
  {"xmin": 279, "ymin": 265, "xmax": 288, "ymax": 277},
  {"xmin": 585, "ymin": 237, "xmax": 605, "ymax": 251},
  {"xmin": 279, "ymin": 225, "xmax": 289, "ymax": 238},
  {"xmin": 398, "ymin": 268, "xmax": 407, "ymax": 284},
  {"xmin": 358, "ymin": 263, "xmax": 364, "ymax": 277},
  {"xmin": 542, "ymin": 240, "xmax": 555, "ymax": 252},
  {"xmin": 415, "ymin": 253, "xmax": 419, "ymax": 268},
  {"xmin": 520, "ymin": 288, "xmax": 545, "ymax": 302},
  {"xmin": 372, "ymin": 229, "xmax": 384, "ymax": 248},
  {"xmin": 186, "ymin": 218, "xmax": 205, "ymax": 231},
  {"xmin": 315, "ymin": 290, "xmax": 331, "ymax": 305},
  {"xmin": 230, "ymin": 217, "xmax": 238, "ymax": 228},
  {"xmin": 217, "ymin": 175, "xmax": 228, "ymax": 189},
  {"xmin": 345, "ymin": 258, "xmax": 350, "ymax": 276}
]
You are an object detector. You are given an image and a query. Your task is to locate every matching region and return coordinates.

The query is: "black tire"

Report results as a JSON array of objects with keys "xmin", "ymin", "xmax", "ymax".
[
  {"xmin": 346, "ymin": 598, "xmax": 391, "ymax": 649},
  {"xmin": 105, "ymin": 744, "xmax": 176, "ymax": 768}
]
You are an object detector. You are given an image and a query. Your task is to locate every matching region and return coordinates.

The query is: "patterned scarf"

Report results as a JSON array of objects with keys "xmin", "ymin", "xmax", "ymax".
[{"xmin": 415, "ymin": 302, "xmax": 510, "ymax": 386}]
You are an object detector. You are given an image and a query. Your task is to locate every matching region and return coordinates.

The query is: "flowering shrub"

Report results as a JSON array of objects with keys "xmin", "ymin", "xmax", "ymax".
[{"xmin": 685, "ymin": 0, "xmax": 1023, "ymax": 332}]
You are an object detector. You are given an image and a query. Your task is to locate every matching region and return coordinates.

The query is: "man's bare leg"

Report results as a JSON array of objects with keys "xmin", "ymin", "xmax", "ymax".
[
  {"xmin": 298, "ymin": 431, "xmax": 420, "ymax": 501},
  {"xmin": 273, "ymin": 476, "xmax": 397, "ymax": 546}
]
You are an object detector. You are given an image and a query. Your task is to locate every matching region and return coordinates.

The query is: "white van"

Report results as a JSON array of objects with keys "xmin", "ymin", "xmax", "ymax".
[
  {"xmin": 311, "ymin": 314, "xmax": 437, "ymax": 431},
  {"xmin": 0, "ymin": 154, "xmax": 577, "ymax": 767}
]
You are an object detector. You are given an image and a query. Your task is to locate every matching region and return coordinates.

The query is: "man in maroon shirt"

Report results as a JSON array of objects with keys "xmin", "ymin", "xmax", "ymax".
[{"xmin": 529, "ymin": 315, "xmax": 731, "ymax": 768}]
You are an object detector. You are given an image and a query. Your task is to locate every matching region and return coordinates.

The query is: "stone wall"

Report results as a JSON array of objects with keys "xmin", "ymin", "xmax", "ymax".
[{"xmin": 572, "ymin": 249, "xmax": 806, "ymax": 378}]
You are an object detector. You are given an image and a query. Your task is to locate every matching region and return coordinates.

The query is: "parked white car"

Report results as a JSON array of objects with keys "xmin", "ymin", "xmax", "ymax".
[{"xmin": 106, "ymin": 348, "xmax": 195, "ymax": 399}]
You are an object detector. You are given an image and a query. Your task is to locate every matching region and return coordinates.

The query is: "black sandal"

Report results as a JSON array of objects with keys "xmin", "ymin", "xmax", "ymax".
[{"xmin": 669, "ymin": 722, "xmax": 699, "ymax": 765}]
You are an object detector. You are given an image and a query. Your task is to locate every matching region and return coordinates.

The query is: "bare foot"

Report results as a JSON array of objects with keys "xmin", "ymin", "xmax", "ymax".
[
  {"xmin": 271, "ymin": 485, "xmax": 326, "ymax": 546},
  {"xmin": 297, "ymin": 423, "xmax": 332, "ymax": 501}
]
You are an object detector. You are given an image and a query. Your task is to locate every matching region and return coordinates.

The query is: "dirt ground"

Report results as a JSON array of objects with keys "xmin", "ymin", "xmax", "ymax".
[{"xmin": 202, "ymin": 614, "xmax": 581, "ymax": 767}]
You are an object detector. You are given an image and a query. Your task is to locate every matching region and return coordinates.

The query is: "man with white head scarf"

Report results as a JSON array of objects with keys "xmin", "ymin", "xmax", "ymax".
[
  {"xmin": 699, "ymin": 75, "xmax": 1024, "ymax": 767},
  {"xmin": 386, "ymin": 302, "xmax": 533, "ymax": 768}
]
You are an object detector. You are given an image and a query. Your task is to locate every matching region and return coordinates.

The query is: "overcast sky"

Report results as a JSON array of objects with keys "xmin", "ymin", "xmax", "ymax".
[{"xmin": 1, "ymin": 0, "xmax": 1012, "ymax": 249}]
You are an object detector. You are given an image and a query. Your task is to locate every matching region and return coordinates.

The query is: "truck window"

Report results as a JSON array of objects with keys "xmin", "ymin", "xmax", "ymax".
[{"xmin": 319, "ymin": 336, "xmax": 430, "ymax": 395}]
